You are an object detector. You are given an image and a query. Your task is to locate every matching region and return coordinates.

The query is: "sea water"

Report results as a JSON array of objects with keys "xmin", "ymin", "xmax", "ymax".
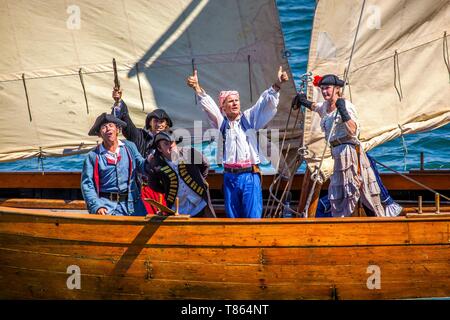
[{"xmin": 0, "ymin": 0, "xmax": 449, "ymax": 172}]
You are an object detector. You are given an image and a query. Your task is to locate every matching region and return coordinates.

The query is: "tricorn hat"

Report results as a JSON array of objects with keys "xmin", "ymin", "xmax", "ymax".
[
  {"xmin": 318, "ymin": 74, "xmax": 345, "ymax": 87},
  {"xmin": 145, "ymin": 108, "xmax": 173, "ymax": 129},
  {"xmin": 88, "ymin": 112, "xmax": 127, "ymax": 136},
  {"xmin": 152, "ymin": 131, "xmax": 183, "ymax": 148}
]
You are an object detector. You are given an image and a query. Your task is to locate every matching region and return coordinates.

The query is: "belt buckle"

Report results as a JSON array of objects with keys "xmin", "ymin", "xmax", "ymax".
[
  {"xmin": 110, "ymin": 192, "xmax": 119, "ymax": 202},
  {"xmin": 331, "ymin": 138, "xmax": 341, "ymax": 147}
]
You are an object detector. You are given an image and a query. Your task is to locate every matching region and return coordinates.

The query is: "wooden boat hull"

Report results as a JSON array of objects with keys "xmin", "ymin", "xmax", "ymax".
[{"xmin": 1, "ymin": 206, "xmax": 449, "ymax": 299}]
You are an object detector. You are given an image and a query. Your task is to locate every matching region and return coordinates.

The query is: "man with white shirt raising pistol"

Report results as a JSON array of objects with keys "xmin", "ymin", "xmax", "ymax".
[{"xmin": 186, "ymin": 67, "xmax": 288, "ymax": 218}]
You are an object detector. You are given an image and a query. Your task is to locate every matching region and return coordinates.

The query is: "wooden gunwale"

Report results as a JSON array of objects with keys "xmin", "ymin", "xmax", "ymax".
[
  {"xmin": 1, "ymin": 205, "xmax": 450, "ymax": 224},
  {"xmin": 1, "ymin": 171, "xmax": 450, "ymax": 190}
]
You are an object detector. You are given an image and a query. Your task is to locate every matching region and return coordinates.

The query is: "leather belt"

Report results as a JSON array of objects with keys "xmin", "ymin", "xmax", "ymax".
[
  {"xmin": 224, "ymin": 165, "xmax": 259, "ymax": 174},
  {"xmin": 99, "ymin": 192, "xmax": 128, "ymax": 202},
  {"xmin": 330, "ymin": 136, "xmax": 358, "ymax": 148}
]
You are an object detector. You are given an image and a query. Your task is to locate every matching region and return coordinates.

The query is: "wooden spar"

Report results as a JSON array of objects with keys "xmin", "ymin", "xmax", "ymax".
[
  {"xmin": 297, "ymin": 168, "xmax": 322, "ymax": 217},
  {"xmin": 1, "ymin": 206, "xmax": 450, "ymax": 299}
]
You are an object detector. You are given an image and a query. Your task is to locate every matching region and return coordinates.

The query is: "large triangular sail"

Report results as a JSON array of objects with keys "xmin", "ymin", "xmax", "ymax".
[
  {"xmin": 304, "ymin": 0, "xmax": 450, "ymax": 179},
  {"xmin": 0, "ymin": 0, "xmax": 297, "ymax": 162}
]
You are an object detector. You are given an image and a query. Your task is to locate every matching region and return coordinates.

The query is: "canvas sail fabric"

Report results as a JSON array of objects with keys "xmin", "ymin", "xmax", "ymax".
[
  {"xmin": 304, "ymin": 0, "xmax": 450, "ymax": 179},
  {"xmin": 0, "ymin": 0, "xmax": 297, "ymax": 162}
]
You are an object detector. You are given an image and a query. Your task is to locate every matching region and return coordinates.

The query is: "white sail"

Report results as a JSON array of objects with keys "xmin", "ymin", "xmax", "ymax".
[
  {"xmin": 0, "ymin": 0, "xmax": 297, "ymax": 162},
  {"xmin": 304, "ymin": 0, "xmax": 450, "ymax": 178}
]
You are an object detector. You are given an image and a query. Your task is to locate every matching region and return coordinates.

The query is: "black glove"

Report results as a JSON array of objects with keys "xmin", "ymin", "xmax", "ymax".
[
  {"xmin": 335, "ymin": 98, "xmax": 351, "ymax": 122},
  {"xmin": 291, "ymin": 93, "xmax": 313, "ymax": 110}
]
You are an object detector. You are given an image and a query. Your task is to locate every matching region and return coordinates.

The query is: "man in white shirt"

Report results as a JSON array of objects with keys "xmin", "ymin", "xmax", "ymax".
[{"xmin": 186, "ymin": 67, "xmax": 289, "ymax": 218}]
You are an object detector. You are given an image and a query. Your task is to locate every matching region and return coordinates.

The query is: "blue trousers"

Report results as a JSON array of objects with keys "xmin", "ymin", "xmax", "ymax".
[{"xmin": 223, "ymin": 172, "xmax": 262, "ymax": 218}]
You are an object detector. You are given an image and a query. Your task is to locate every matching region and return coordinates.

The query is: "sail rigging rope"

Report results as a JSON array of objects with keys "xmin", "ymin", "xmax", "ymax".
[
  {"xmin": 264, "ymin": 104, "xmax": 301, "ymax": 217},
  {"xmin": 264, "ymin": 70, "xmax": 312, "ymax": 218},
  {"xmin": 444, "ymin": 31, "xmax": 450, "ymax": 80},
  {"xmin": 373, "ymin": 158, "xmax": 450, "ymax": 202},
  {"xmin": 21, "ymin": 73, "xmax": 32, "ymax": 122},
  {"xmin": 393, "ymin": 50, "xmax": 403, "ymax": 101},
  {"xmin": 78, "ymin": 68, "xmax": 90, "ymax": 115},
  {"xmin": 349, "ymin": 34, "xmax": 450, "ymax": 75},
  {"xmin": 1, "ymin": 33, "xmax": 446, "ymax": 84},
  {"xmin": 398, "ymin": 124, "xmax": 408, "ymax": 171},
  {"xmin": 37, "ymin": 147, "xmax": 45, "ymax": 173}
]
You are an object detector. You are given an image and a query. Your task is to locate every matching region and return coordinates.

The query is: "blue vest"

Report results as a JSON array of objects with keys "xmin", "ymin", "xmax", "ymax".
[{"xmin": 219, "ymin": 113, "xmax": 256, "ymax": 160}]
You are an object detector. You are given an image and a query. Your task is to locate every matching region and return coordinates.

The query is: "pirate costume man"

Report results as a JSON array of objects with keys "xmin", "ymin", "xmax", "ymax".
[
  {"xmin": 145, "ymin": 132, "xmax": 216, "ymax": 217},
  {"xmin": 186, "ymin": 67, "xmax": 289, "ymax": 218},
  {"xmin": 293, "ymin": 74, "xmax": 388, "ymax": 217},
  {"xmin": 110, "ymin": 89, "xmax": 173, "ymax": 215},
  {"xmin": 81, "ymin": 113, "xmax": 147, "ymax": 216}
]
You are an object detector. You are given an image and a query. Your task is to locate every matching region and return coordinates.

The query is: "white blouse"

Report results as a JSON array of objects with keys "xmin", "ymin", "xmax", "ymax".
[{"xmin": 314, "ymin": 99, "xmax": 359, "ymax": 141}]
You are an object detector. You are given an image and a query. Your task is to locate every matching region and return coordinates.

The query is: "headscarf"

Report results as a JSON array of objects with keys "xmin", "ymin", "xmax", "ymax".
[{"xmin": 218, "ymin": 90, "xmax": 239, "ymax": 109}]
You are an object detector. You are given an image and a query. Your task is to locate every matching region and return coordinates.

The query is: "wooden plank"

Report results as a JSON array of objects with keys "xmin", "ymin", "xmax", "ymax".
[
  {"xmin": 2, "ymin": 246, "xmax": 450, "ymax": 284},
  {"xmin": 1, "ymin": 211, "xmax": 450, "ymax": 247},
  {"xmin": 1, "ymin": 233, "xmax": 449, "ymax": 266},
  {"xmin": 0, "ymin": 197, "xmax": 447, "ymax": 213},
  {"xmin": 0, "ymin": 172, "xmax": 81, "ymax": 189},
  {"xmin": 1, "ymin": 171, "xmax": 450, "ymax": 191},
  {"xmin": 0, "ymin": 198, "xmax": 86, "ymax": 210},
  {"xmin": 1, "ymin": 262, "xmax": 449, "ymax": 300},
  {"xmin": 0, "ymin": 264, "xmax": 332, "ymax": 299}
]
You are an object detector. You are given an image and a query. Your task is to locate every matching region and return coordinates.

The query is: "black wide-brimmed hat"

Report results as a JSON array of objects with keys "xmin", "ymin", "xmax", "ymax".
[
  {"xmin": 88, "ymin": 112, "xmax": 127, "ymax": 136},
  {"xmin": 145, "ymin": 109, "xmax": 173, "ymax": 129},
  {"xmin": 318, "ymin": 74, "xmax": 345, "ymax": 87}
]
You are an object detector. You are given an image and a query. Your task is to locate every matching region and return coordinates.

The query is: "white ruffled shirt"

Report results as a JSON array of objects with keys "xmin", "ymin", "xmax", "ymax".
[
  {"xmin": 197, "ymin": 87, "xmax": 280, "ymax": 166},
  {"xmin": 315, "ymin": 99, "xmax": 359, "ymax": 141},
  {"xmin": 166, "ymin": 159, "xmax": 206, "ymax": 216}
]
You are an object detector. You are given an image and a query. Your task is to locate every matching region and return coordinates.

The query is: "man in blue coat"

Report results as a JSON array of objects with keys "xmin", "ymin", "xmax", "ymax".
[{"xmin": 81, "ymin": 112, "xmax": 147, "ymax": 216}]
